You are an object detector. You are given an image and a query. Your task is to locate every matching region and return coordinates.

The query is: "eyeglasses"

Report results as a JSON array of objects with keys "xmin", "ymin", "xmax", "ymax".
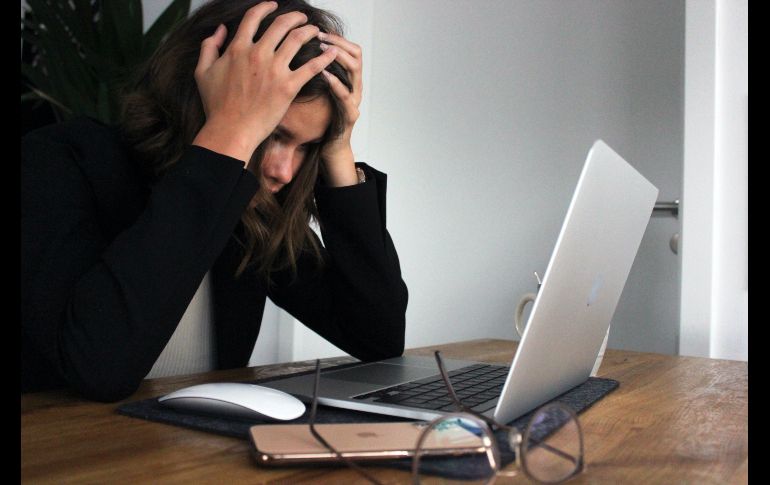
[
  {"xmin": 412, "ymin": 351, "xmax": 584, "ymax": 483},
  {"xmin": 308, "ymin": 352, "xmax": 585, "ymax": 484}
]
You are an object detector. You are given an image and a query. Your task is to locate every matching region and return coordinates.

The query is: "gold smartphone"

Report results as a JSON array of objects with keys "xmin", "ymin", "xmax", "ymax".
[{"xmin": 249, "ymin": 421, "xmax": 484, "ymax": 465}]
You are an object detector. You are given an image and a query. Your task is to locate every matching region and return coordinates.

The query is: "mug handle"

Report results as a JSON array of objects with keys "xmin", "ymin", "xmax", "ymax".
[{"xmin": 513, "ymin": 293, "xmax": 537, "ymax": 337}]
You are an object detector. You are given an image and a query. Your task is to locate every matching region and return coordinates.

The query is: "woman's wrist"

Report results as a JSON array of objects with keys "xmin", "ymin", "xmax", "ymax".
[
  {"xmin": 322, "ymin": 145, "xmax": 359, "ymax": 187},
  {"xmin": 192, "ymin": 120, "xmax": 266, "ymax": 165}
]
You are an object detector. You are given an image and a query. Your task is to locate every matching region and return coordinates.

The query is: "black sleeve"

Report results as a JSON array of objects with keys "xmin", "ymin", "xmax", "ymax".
[
  {"xmin": 266, "ymin": 164, "xmax": 408, "ymax": 361},
  {"xmin": 21, "ymin": 133, "xmax": 258, "ymax": 401}
]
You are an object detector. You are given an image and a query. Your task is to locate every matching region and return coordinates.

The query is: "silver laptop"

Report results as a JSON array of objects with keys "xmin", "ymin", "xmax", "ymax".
[{"xmin": 264, "ymin": 140, "xmax": 658, "ymax": 424}]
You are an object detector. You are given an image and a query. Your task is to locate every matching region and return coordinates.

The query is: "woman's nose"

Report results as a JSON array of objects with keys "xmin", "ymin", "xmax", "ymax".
[{"xmin": 265, "ymin": 147, "xmax": 295, "ymax": 185}]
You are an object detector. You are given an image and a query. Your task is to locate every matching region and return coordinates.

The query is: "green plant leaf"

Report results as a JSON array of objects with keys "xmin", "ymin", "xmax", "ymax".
[
  {"xmin": 24, "ymin": 1, "xmax": 97, "ymax": 110},
  {"xmin": 20, "ymin": 64, "xmax": 48, "ymax": 89},
  {"xmin": 100, "ymin": 0, "xmax": 144, "ymax": 67},
  {"xmin": 20, "ymin": 30, "xmax": 41, "ymax": 52},
  {"xmin": 21, "ymin": 91, "xmax": 40, "ymax": 103},
  {"xmin": 143, "ymin": 0, "xmax": 190, "ymax": 58},
  {"xmin": 68, "ymin": 0, "xmax": 97, "ymax": 51},
  {"xmin": 21, "ymin": 83, "xmax": 72, "ymax": 116},
  {"xmin": 36, "ymin": 31, "xmax": 94, "ymax": 113},
  {"xmin": 94, "ymin": 1, "xmax": 119, "ymax": 70}
]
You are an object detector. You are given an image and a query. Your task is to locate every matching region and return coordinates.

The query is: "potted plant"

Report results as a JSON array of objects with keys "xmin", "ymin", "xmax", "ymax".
[{"xmin": 21, "ymin": 0, "xmax": 191, "ymax": 125}]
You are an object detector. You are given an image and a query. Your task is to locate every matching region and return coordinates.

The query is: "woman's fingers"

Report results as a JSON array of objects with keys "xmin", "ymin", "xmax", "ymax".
[
  {"xmin": 323, "ymin": 69, "xmax": 353, "ymax": 104},
  {"xmin": 318, "ymin": 32, "xmax": 362, "ymax": 93},
  {"xmin": 292, "ymin": 46, "xmax": 339, "ymax": 89},
  {"xmin": 257, "ymin": 11, "xmax": 309, "ymax": 52},
  {"xmin": 318, "ymin": 31, "xmax": 361, "ymax": 59},
  {"xmin": 230, "ymin": 1, "xmax": 278, "ymax": 49},
  {"xmin": 195, "ymin": 24, "xmax": 228, "ymax": 79},
  {"xmin": 321, "ymin": 42, "xmax": 357, "ymax": 74},
  {"xmin": 274, "ymin": 24, "xmax": 320, "ymax": 65}
]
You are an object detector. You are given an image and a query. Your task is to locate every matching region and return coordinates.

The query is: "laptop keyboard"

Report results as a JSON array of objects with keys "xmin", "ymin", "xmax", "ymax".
[{"xmin": 352, "ymin": 363, "xmax": 508, "ymax": 413}]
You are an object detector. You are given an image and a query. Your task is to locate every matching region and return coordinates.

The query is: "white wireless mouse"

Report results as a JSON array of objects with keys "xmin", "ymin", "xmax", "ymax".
[{"xmin": 158, "ymin": 383, "xmax": 306, "ymax": 421}]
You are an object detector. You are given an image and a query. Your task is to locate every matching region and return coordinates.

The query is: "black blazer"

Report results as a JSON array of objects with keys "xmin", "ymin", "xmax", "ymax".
[{"xmin": 21, "ymin": 117, "xmax": 408, "ymax": 401}]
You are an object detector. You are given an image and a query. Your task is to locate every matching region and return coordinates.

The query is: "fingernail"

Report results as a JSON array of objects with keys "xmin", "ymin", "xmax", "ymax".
[
  {"xmin": 318, "ymin": 31, "xmax": 328, "ymax": 41},
  {"xmin": 319, "ymin": 42, "xmax": 329, "ymax": 51}
]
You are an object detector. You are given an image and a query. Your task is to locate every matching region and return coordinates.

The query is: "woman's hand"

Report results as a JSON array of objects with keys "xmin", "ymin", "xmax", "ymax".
[
  {"xmin": 318, "ymin": 32, "xmax": 363, "ymax": 187},
  {"xmin": 192, "ymin": 1, "xmax": 338, "ymax": 165}
]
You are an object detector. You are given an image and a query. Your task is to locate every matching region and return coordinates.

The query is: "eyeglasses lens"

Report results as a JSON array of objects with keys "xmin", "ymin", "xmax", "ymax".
[
  {"xmin": 522, "ymin": 404, "xmax": 583, "ymax": 483},
  {"xmin": 413, "ymin": 414, "xmax": 500, "ymax": 484}
]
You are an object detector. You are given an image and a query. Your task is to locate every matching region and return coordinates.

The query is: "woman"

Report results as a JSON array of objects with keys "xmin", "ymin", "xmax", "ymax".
[{"xmin": 21, "ymin": 0, "xmax": 408, "ymax": 401}]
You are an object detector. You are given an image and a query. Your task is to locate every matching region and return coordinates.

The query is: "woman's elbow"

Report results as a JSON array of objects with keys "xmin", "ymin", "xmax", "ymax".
[
  {"xmin": 363, "ymin": 300, "xmax": 407, "ymax": 361},
  {"xmin": 385, "ymin": 282, "xmax": 408, "ymax": 357},
  {"xmin": 381, "ymin": 332, "xmax": 405, "ymax": 360}
]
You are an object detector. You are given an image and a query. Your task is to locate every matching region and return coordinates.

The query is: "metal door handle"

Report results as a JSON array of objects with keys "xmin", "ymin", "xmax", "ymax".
[{"xmin": 654, "ymin": 199, "xmax": 679, "ymax": 217}]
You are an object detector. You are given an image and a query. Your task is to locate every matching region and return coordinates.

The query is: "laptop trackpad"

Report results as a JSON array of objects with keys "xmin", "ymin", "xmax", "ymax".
[{"xmin": 323, "ymin": 363, "xmax": 437, "ymax": 385}]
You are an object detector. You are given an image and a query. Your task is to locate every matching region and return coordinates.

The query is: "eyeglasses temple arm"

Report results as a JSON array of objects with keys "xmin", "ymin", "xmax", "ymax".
[
  {"xmin": 433, "ymin": 351, "xmax": 503, "ymax": 432},
  {"xmin": 309, "ymin": 360, "xmax": 385, "ymax": 485},
  {"xmin": 526, "ymin": 439, "xmax": 582, "ymax": 464}
]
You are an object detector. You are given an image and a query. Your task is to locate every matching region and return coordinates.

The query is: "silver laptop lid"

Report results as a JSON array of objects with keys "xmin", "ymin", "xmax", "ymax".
[{"xmin": 493, "ymin": 139, "xmax": 658, "ymax": 424}]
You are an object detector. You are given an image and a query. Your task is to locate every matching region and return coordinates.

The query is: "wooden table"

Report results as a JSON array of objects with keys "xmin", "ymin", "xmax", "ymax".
[{"xmin": 21, "ymin": 339, "xmax": 748, "ymax": 483}]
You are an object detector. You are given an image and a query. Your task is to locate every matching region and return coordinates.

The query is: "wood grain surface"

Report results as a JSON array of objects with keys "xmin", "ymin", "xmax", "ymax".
[{"xmin": 21, "ymin": 339, "xmax": 748, "ymax": 484}]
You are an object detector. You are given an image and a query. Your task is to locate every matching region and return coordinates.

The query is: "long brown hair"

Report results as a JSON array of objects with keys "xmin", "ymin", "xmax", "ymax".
[{"xmin": 119, "ymin": 0, "xmax": 352, "ymax": 279}]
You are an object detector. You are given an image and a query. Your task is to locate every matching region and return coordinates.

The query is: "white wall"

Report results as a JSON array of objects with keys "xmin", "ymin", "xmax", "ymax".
[
  {"xmin": 293, "ymin": 0, "xmax": 685, "ymax": 358},
  {"xmin": 711, "ymin": 0, "xmax": 747, "ymax": 361},
  {"xmin": 681, "ymin": 0, "xmax": 748, "ymax": 361},
  {"xmin": 680, "ymin": 1, "xmax": 716, "ymax": 358}
]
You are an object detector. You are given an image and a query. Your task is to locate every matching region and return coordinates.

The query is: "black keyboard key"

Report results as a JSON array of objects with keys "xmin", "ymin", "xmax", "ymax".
[
  {"xmin": 411, "ymin": 376, "xmax": 443, "ymax": 385},
  {"xmin": 456, "ymin": 390, "xmax": 477, "ymax": 398},
  {"xmin": 440, "ymin": 403, "xmax": 461, "ymax": 412},
  {"xmin": 375, "ymin": 391, "xmax": 421, "ymax": 403},
  {"xmin": 422, "ymin": 399, "xmax": 455, "ymax": 410},
  {"xmin": 398, "ymin": 397, "xmax": 435, "ymax": 406},
  {"xmin": 471, "ymin": 398, "xmax": 499, "ymax": 413},
  {"xmin": 396, "ymin": 383, "xmax": 422, "ymax": 390}
]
